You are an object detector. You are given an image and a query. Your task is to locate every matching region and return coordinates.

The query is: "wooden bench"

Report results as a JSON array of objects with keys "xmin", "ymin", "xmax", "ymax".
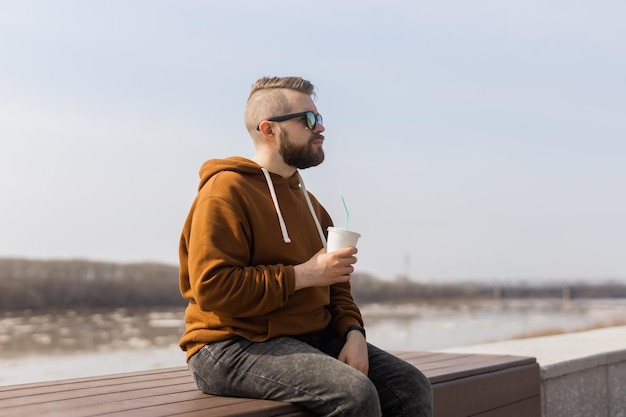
[{"xmin": 0, "ymin": 351, "xmax": 540, "ymax": 417}]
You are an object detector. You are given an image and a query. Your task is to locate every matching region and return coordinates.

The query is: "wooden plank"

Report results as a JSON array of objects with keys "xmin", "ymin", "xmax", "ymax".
[
  {"xmin": 425, "ymin": 356, "xmax": 536, "ymax": 384},
  {"xmin": 432, "ymin": 363, "xmax": 541, "ymax": 417},
  {"xmin": 3, "ymin": 392, "xmax": 311, "ymax": 417},
  {"xmin": 0, "ymin": 377, "xmax": 193, "ymax": 406},
  {"xmin": 0, "ymin": 382, "xmax": 195, "ymax": 414},
  {"xmin": 395, "ymin": 351, "xmax": 536, "ymax": 372},
  {"xmin": 471, "ymin": 396, "xmax": 541, "ymax": 417},
  {"xmin": 0, "ymin": 376, "xmax": 311, "ymax": 417},
  {"xmin": 395, "ymin": 351, "xmax": 537, "ymax": 384},
  {"xmin": 0, "ymin": 366, "xmax": 188, "ymax": 391},
  {"xmin": 0, "ymin": 367, "xmax": 191, "ymax": 400},
  {"xmin": 113, "ymin": 396, "xmax": 314, "ymax": 417},
  {"xmin": 0, "ymin": 386, "xmax": 196, "ymax": 417}
]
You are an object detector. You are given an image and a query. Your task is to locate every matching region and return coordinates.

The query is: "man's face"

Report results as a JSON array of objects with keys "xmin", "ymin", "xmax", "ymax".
[
  {"xmin": 279, "ymin": 127, "xmax": 324, "ymax": 169},
  {"xmin": 277, "ymin": 91, "xmax": 325, "ymax": 169}
]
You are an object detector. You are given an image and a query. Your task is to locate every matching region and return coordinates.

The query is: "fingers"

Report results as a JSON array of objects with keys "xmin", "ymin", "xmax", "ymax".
[
  {"xmin": 349, "ymin": 360, "xmax": 369, "ymax": 375},
  {"xmin": 328, "ymin": 256, "xmax": 356, "ymax": 279},
  {"xmin": 329, "ymin": 249, "xmax": 357, "ymax": 265},
  {"xmin": 326, "ymin": 246, "xmax": 358, "ymax": 256},
  {"xmin": 301, "ymin": 246, "xmax": 358, "ymax": 287}
]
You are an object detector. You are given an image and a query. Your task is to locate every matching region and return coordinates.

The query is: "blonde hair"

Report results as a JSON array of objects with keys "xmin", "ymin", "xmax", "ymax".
[{"xmin": 244, "ymin": 76, "xmax": 316, "ymax": 134}]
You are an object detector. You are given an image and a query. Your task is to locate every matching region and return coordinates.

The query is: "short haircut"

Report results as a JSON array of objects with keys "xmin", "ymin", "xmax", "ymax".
[{"xmin": 244, "ymin": 76, "xmax": 316, "ymax": 134}]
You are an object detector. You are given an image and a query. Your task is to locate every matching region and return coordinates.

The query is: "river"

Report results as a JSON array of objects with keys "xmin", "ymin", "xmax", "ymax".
[{"xmin": 1, "ymin": 298, "xmax": 625, "ymax": 386}]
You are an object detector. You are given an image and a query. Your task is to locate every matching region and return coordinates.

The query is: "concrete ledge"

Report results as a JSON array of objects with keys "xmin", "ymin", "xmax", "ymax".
[
  {"xmin": 542, "ymin": 349, "xmax": 626, "ymax": 380},
  {"xmin": 437, "ymin": 325, "xmax": 626, "ymax": 417}
]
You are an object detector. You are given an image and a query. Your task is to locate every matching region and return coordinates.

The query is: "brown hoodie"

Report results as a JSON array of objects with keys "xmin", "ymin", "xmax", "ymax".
[{"xmin": 178, "ymin": 157, "xmax": 363, "ymax": 360}]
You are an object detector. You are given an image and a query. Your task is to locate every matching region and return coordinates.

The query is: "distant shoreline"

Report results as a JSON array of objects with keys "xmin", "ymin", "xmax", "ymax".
[{"xmin": 1, "ymin": 257, "xmax": 625, "ymax": 313}]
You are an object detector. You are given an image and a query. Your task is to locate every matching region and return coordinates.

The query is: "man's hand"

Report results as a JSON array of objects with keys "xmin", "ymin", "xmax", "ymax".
[
  {"xmin": 294, "ymin": 247, "xmax": 357, "ymax": 290},
  {"xmin": 338, "ymin": 329, "xmax": 369, "ymax": 375}
]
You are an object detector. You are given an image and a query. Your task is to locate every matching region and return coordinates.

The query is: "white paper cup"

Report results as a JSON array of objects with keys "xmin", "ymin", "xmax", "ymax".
[{"xmin": 326, "ymin": 227, "xmax": 361, "ymax": 253}]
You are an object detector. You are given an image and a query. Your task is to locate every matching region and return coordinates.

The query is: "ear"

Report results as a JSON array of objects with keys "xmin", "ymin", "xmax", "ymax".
[{"xmin": 258, "ymin": 120, "xmax": 278, "ymax": 141}]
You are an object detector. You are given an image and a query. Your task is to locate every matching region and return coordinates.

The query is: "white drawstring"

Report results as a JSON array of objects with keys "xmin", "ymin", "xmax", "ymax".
[
  {"xmin": 261, "ymin": 168, "xmax": 292, "ymax": 243},
  {"xmin": 297, "ymin": 172, "xmax": 327, "ymax": 248}
]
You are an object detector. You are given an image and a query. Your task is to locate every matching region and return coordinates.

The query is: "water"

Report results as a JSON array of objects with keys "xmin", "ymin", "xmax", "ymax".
[{"xmin": 1, "ymin": 298, "xmax": 625, "ymax": 386}]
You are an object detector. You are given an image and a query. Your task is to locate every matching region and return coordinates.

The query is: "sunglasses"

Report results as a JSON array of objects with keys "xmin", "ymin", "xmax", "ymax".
[{"xmin": 257, "ymin": 111, "xmax": 323, "ymax": 131}]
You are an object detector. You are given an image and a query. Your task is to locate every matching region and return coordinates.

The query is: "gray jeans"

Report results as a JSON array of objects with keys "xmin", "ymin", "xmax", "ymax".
[{"xmin": 187, "ymin": 328, "xmax": 432, "ymax": 417}]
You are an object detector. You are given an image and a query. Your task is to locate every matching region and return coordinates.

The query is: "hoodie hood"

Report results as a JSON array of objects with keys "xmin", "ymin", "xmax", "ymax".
[
  {"xmin": 198, "ymin": 156, "xmax": 262, "ymax": 191},
  {"xmin": 197, "ymin": 156, "xmax": 327, "ymax": 247}
]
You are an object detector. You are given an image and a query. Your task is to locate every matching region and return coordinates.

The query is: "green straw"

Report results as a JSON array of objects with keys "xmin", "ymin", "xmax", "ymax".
[{"xmin": 341, "ymin": 195, "xmax": 349, "ymax": 229}]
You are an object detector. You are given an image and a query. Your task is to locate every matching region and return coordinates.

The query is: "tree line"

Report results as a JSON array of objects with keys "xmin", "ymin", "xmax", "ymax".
[
  {"xmin": 1, "ymin": 258, "xmax": 625, "ymax": 312},
  {"xmin": 350, "ymin": 273, "xmax": 626, "ymax": 303},
  {"xmin": 0, "ymin": 258, "xmax": 184, "ymax": 311}
]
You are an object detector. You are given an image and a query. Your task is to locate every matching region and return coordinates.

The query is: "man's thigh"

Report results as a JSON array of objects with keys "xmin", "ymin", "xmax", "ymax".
[{"xmin": 188, "ymin": 336, "xmax": 381, "ymax": 416}]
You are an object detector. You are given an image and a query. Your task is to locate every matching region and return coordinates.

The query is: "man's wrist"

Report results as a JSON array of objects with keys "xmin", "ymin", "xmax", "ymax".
[{"xmin": 344, "ymin": 325, "xmax": 366, "ymax": 340}]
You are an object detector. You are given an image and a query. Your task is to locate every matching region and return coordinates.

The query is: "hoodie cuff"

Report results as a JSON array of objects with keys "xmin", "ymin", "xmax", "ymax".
[
  {"xmin": 343, "ymin": 325, "xmax": 366, "ymax": 340},
  {"xmin": 284, "ymin": 265, "xmax": 297, "ymax": 295}
]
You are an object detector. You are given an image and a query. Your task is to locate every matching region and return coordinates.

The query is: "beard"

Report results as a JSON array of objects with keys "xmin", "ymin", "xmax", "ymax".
[{"xmin": 279, "ymin": 129, "xmax": 325, "ymax": 169}]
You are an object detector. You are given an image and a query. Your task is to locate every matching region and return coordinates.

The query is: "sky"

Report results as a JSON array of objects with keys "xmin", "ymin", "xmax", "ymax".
[{"xmin": 1, "ymin": 1, "xmax": 624, "ymax": 283}]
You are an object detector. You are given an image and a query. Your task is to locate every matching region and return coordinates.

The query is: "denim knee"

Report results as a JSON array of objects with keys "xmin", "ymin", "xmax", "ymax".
[
  {"xmin": 366, "ymin": 344, "xmax": 433, "ymax": 416},
  {"xmin": 406, "ymin": 367, "xmax": 433, "ymax": 417},
  {"xmin": 336, "ymin": 373, "xmax": 382, "ymax": 417}
]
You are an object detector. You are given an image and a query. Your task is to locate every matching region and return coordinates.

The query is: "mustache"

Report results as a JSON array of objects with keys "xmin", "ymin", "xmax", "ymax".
[{"xmin": 310, "ymin": 133, "xmax": 325, "ymax": 141}]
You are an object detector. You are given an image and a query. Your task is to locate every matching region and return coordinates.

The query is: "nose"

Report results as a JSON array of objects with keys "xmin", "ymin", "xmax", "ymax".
[{"xmin": 313, "ymin": 121, "xmax": 325, "ymax": 133}]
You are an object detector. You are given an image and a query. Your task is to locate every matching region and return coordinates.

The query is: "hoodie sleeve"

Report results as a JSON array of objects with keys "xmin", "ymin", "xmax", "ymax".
[
  {"xmin": 328, "ymin": 281, "xmax": 364, "ymax": 338},
  {"xmin": 182, "ymin": 188, "xmax": 297, "ymax": 318}
]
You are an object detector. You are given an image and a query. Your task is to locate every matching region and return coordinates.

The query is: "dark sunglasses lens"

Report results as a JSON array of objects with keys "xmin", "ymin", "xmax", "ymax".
[
  {"xmin": 305, "ymin": 112, "xmax": 316, "ymax": 129},
  {"xmin": 305, "ymin": 112, "xmax": 322, "ymax": 130}
]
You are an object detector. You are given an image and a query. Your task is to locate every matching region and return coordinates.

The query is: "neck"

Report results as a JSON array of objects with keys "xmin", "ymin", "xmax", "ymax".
[{"xmin": 251, "ymin": 154, "xmax": 296, "ymax": 178}]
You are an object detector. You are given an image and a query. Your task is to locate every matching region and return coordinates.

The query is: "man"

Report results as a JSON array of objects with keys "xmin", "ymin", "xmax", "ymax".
[{"xmin": 178, "ymin": 76, "xmax": 432, "ymax": 416}]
